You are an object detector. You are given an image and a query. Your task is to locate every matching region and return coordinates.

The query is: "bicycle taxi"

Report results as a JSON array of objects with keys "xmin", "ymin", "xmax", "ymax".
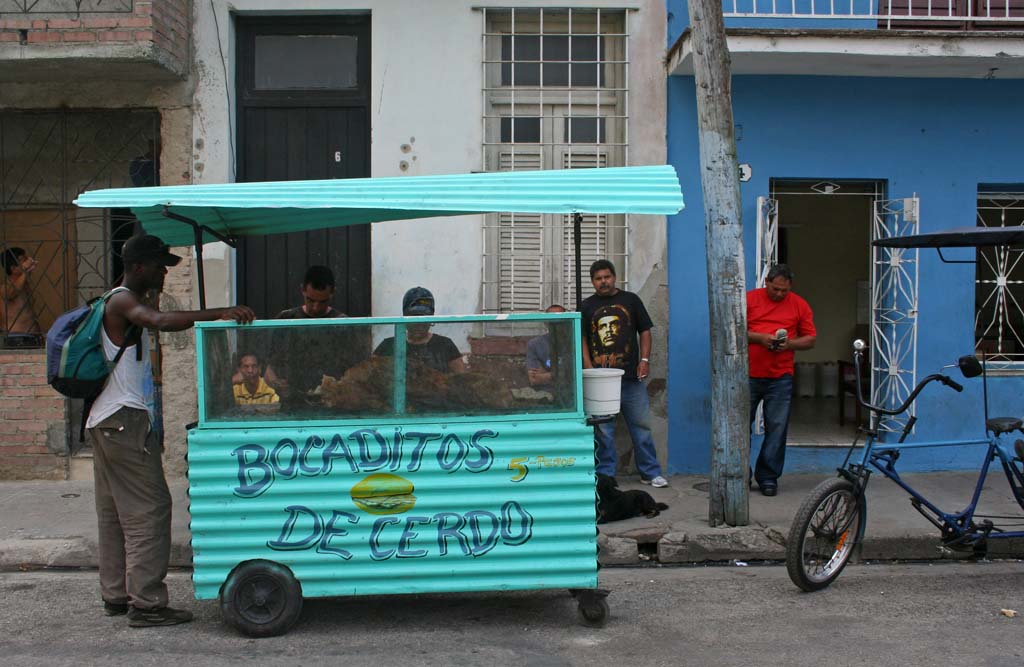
[
  {"xmin": 75, "ymin": 166, "xmax": 684, "ymax": 635},
  {"xmin": 787, "ymin": 225, "xmax": 1024, "ymax": 591}
]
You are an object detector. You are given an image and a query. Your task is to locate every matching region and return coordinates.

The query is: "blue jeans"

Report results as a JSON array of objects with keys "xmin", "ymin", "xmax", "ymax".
[
  {"xmin": 594, "ymin": 378, "xmax": 663, "ymax": 480},
  {"xmin": 749, "ymin": 375, "xmax": 793, "ymax": 486}
]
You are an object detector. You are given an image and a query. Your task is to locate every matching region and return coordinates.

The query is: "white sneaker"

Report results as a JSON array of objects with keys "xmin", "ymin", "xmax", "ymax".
[{"xmin": 642, "ymin": 475, "xmax": 669, "ymax": 488}]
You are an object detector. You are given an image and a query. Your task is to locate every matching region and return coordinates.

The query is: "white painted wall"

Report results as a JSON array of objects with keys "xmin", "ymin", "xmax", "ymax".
[{"xmin": 191, "ymin": 0, "xmax": 668, "ymax": 324}]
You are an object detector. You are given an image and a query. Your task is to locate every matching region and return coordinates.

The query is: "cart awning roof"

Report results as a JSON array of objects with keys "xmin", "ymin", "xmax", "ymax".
[
  {"xmin": 873, "ymin": 226, "xmax": 1024, "ymax": 249},
  {"xmin": 74, "ymin": 165, "xmax": 684, "ymax": 247}
]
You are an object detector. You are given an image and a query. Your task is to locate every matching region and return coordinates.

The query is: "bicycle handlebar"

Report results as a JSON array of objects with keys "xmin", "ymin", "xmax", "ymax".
[
  {"xmin": 941, "ymin": 376, "xmax": 964, "ymax": 393},
  {"xmin": 853, "ymin": 350, "xmax": 961, "ymax": 417}
]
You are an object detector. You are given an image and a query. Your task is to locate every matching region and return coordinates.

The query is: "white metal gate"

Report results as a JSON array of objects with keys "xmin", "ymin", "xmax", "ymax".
[
  {"xmin": 870, "ymin": 196, "xmax": 920, "ymax": 435},
  {"xmin": 755, "ymin": 196, "xmax": 779, "ymax": 288},
  {"xmin": 752, "ymin": 196, "xmax": 780, "ymax": 434}
]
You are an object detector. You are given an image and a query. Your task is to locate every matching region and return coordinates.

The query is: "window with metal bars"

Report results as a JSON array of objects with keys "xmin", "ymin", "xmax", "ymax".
[
  {"xmin": 975, "ymin": 188, "xmax": 1024, "ymax": 365},
  {"xmin": 0, "ymin": 110, "xmax": 157, "ymax": 347},
  {"xmin": 481, "ymin": 7, "xmax": 629, "ymax": 313}
]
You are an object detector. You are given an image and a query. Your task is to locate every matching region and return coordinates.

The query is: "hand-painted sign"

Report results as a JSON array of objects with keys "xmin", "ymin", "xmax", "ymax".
[
  {"xmin": 231, "ymin": 427, "xmax": 498, "ymax": 497},
  {"xmin": 227, "ymin": 427, "xmax": 555, "ymax": 562}
]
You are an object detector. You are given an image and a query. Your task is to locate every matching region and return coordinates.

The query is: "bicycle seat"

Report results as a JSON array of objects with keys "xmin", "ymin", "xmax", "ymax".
[{"xmin": 986, "ymin": 417, "xmax": 1023, "ymax": 435}]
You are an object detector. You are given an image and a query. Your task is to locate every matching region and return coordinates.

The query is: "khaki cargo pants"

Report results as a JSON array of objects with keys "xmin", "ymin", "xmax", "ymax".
[{"xmin": 87, "ymin": 407, "xmax": 171, "ymax": 610}]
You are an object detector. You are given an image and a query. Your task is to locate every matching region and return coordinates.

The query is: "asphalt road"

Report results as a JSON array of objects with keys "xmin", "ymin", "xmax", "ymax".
[{"xmin": 0, "ymin": 562, "xmax": 1021, "ymax": 666}]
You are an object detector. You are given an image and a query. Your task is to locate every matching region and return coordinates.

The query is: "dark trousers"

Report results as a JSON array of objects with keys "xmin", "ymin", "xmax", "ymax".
[
  {"xmin": 749, "ymin": 375, "xmax": 793, "ymax": 486},
  {"xmin": 88, "ymin": 407, "xmax": 171, "ymax": 610}
]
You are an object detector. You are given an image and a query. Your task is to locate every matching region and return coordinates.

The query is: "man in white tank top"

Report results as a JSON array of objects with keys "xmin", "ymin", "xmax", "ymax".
[{"xmin": 87, "ymin": 234, "xmax": 254, "ymax": 627}]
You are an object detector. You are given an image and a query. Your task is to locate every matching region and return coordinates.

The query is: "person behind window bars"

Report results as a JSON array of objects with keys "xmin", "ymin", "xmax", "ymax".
[{"xmin": 1, "ymin": 246, "xmax": 41, "ymax": 345}]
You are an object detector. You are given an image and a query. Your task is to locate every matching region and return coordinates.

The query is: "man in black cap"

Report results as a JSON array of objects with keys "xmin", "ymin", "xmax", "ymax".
[
  {"xmin": 87, "ymin": 234, "xmax": 254, "ymax": 627},
  {"xmin": 373, "ymin": 286, "xmax": 464, "ymax": 374}
]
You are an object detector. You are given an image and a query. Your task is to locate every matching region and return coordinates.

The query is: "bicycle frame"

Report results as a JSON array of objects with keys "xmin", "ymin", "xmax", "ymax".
[
  {"xmin": 788, "ymin": 227, "xmax": 1024, "ymax": 591},
  {"xmin": 840, "ymin": 346, "xmax": 1024, "ymax": 552}
]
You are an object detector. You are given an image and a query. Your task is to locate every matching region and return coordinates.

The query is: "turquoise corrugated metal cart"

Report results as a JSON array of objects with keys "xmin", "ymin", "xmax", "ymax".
[
  {"xmin": 189, "ymin": 313, "xmax": 605, "ymax": 636},
  {"xmin": 74, "ymin": 165, "xmax": 684, "ymax": 636}
]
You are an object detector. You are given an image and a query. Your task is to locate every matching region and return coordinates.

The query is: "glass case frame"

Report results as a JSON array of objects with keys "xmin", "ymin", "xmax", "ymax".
[{"xmin": 194, "ymin": 311, "xmax": 584, "ymax": 428}]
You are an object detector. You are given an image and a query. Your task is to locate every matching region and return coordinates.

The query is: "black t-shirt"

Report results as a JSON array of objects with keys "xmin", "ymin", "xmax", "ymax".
[
  {"xmin": 579, "ymin": 290, "xmax": 653, "ymax": 379},
  {"xmin": 274, "ymin": 306, "xmax": 344, "ymax": 320},
  {"xmin": 373, "ymin": 334, "xmax": 462, "ymax": 374},
  {"xmin": 268, "ymin": 306, "xmax": 366, "ymax": 398}
]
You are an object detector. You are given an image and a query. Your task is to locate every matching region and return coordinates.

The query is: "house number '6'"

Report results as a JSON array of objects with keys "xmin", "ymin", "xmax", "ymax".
[{"xmin": 334, "ymin": 151, "xmax": 342, "ymax": 162}]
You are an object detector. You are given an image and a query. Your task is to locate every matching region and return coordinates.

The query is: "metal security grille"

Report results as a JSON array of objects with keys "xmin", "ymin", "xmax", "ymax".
[
  {"xmin": 480, "ymin": 7, "xmax": 629, "ymax": 312},
  {"xmin": 975, "ymin": 191, "xmax": 1024, "ymax": 366},
  {"xmin": 0, "ymin": 110, "xmax": 159, "ymax": 347},
  {"xmin": 871, "ymin": 197, "xmax": 920, "ymax": 435}
]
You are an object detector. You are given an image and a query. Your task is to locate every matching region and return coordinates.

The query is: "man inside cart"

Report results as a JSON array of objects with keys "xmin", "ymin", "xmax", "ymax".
[
  {"xmin": 264, "ymin": 265, "xmax": 366, "ymax": 406},
  {"xmin": 526, "ymin": 304, "xmax": 567, "ymax": 392},
  {"xmin": 373, "ymin": 286, "xmax": 465, "ymax": 374},
  {"xmin": 232, "ymin": 352, "xmax": 280, "ymax": 406},
  {"xmin": 86, "ymin": 233, "xmax": 254, "ymax": 627}
]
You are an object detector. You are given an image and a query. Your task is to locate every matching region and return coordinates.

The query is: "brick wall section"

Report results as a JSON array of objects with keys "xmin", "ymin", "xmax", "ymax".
[
  {"xmin": 468, "ymin": 336, "xmax": 531, "ymax": 357},
  {"xmin": 0, "ymin": 1, "xmax": 190, "ymax": 75},
  {"xmin": 0, "ymin": 351, "xmax": 66, "ymax": 480}
]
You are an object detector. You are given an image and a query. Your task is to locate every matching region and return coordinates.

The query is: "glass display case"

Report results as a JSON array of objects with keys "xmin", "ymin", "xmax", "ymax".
[{"xmin": 196, "ymin": 313, "xmax": 582, "ymax": 425}]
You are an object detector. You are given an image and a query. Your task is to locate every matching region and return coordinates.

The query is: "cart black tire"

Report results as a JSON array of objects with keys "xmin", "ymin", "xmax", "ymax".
[
  {"xmin": 786, "ymin": 477, "xmax": 863, "ymax": 592},
  {"xmin": 220, "ymin": 559, "xmax": 303, "ymax": 637},
  {"xmin": 577, "ymin": 598, "xmax": 610, "ymax": 628}
]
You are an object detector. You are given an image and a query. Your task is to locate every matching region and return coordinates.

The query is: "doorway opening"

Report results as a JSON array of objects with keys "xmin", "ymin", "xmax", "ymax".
[{"xmin": 768, "ymin": 179, "xmax": 884, "ymax": 446}]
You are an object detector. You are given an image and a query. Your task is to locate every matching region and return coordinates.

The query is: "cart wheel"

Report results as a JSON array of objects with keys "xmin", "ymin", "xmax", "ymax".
[
  {"xmin": 220, "ymin": 559, "xmax": 303, "ymax": 637},
  {"xmin": 577, "ymin": 597, "xmax": 610, "ymax": 628}
]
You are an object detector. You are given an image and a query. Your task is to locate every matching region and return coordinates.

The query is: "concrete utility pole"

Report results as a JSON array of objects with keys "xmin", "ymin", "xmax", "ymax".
[{"xmin": 686, "ymin": 0, "xmax": 750, "ymax": 526}]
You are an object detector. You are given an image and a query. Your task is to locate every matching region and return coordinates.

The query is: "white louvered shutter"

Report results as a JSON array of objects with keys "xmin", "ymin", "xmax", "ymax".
[
  {"xmin": 494, "ymin": 150, "xmax": 544, "ymax": 311},
  {"xmin": 560, "ymin": 150, "xmax": 612, "ymax": 306}
]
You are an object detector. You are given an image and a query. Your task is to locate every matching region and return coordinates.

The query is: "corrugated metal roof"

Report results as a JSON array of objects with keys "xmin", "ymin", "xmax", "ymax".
[{"xmin": 73, "ymin": 165, "xmax": 684, "ymax": 247}]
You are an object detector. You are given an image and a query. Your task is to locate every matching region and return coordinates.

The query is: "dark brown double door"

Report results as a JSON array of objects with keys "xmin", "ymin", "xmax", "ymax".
[{"xmin": 235, "ymin": 16, "xmax": 371, "ymax": 318}]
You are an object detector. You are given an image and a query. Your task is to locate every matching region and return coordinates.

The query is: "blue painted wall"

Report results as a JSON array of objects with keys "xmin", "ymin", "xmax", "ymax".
[{"xmin": 667, "ymin": 75, "xmax": 1024, "ymax": 473}]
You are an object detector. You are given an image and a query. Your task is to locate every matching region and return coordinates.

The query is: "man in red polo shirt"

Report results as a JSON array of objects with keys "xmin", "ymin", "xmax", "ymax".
[{"xmin": 747, "ymin": 264, "xmax": 816, "ymax": 496}]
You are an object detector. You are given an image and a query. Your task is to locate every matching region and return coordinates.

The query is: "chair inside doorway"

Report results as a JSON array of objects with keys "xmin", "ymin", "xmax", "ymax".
[
  {"xmin": 838, "ymin": 325, "xmax": 871, "ymax": 428},
  {"xmin": 838, "ymin": 355, "xmax": 871, "ymax": 427}
]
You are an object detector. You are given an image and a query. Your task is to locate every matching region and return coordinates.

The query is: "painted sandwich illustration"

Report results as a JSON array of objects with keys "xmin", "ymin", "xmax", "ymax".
[{"xmin": 350, "ymin": 473, "xmax": 417, "ymax": 515}]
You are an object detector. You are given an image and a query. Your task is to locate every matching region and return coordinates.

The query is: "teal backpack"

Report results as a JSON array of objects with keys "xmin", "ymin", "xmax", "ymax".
[{"xmin": 45, "ymin": 287, "xmax": 135, "ymax": 400}]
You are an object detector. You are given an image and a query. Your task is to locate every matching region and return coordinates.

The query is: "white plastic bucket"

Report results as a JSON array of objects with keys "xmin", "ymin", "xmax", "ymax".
[
  {"xmin": 582, "ymin": 368, "xmax": 625, "ymax": 416},
  {"xmin": 796, "ymin": 362, "xmax": 817, "ymax": 398}
]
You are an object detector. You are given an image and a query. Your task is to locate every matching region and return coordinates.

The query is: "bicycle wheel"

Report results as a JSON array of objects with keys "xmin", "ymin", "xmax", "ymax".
[{"xmin": 786, "ymin": 477, "xmax": 863, "ymax": 592}]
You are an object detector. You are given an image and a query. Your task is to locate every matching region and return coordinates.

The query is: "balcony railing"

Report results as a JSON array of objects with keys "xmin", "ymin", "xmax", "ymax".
[{"xmin": 723, "ymin": 0, "xmax": 1024, "ymax": 27}]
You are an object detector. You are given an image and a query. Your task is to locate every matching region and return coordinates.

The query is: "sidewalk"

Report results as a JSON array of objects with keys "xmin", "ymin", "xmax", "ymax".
[{"xmin": 1, "ymin": 473, "xmax": 1021, "ymax": 569}]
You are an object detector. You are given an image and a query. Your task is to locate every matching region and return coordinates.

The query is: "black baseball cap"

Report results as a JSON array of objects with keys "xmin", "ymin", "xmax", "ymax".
[
  {"xmin": 402, "ymin": 286, "xmax": 435, "ymax": 316},
  {"xmin": 122, "ymin": 234, "xmax": 182, "ymax": 267}
]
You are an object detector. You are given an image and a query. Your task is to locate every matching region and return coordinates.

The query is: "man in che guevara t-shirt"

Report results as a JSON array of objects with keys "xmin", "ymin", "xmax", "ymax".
[{"xmin": 580, "ymin": 259, "xmax": 667, "ymax": 488}]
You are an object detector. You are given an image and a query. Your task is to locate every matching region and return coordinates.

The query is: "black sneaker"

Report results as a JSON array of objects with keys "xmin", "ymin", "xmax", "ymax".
[
  {"xmin": 103, "ymin": 601, "xmax": 128, "ymax": 616},
  {"xmin": 127, "ymin": 606, "xmax": 193, "ymax": 628}
]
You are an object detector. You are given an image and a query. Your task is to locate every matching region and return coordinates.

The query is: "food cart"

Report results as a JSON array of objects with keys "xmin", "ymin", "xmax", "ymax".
[{"xmin": 74, "ymin": 166, "xmax": 684, "ymax": 636}]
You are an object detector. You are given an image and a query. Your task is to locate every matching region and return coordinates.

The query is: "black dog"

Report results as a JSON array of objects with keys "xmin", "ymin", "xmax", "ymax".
[{"xmin": 596, "ymin": 474, "xmax": 669, "ymax": 524}]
